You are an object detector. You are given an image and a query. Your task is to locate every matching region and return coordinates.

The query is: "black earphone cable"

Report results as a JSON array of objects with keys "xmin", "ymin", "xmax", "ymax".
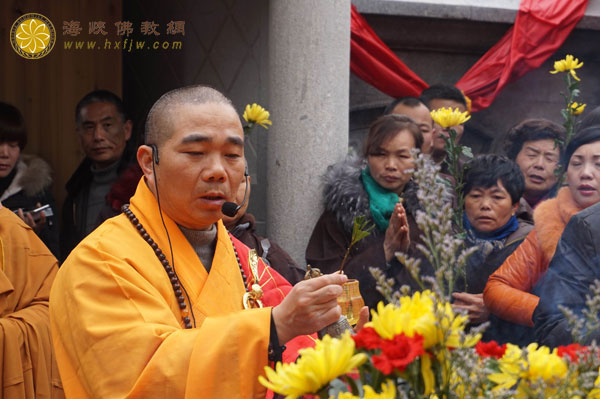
[{"xmin": 151, "ymin": 145, "xmax": 197, "ymax": 328}]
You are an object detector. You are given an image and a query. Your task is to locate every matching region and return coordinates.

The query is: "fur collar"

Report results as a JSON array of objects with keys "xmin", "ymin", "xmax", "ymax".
[
  {"xmin": 322, "ymin": 156, "xmax": 420, "ymax": 233},
  {"xmin": 533, "ymin": 186, "xmax": 581, "ymax": 261},
  {"xmin": 0, "ymin": 154, "xmax": 52, "ymax": 201}
]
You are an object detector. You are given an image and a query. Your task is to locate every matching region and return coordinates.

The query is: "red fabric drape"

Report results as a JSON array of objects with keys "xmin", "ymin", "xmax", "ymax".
[
  {"xmin": 350, "ymin": 4, "xmax": 428, "ymax": 98},
  {"xmin": 350, "ymin": 0, "xmax": 588, "ymax": 112},
  {"xmin": 456, "ymin": 0, "xmax": 588, "ymax": 111}
]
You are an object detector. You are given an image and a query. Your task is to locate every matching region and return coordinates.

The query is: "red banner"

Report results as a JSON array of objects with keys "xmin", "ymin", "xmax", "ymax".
[{"xmin": 350, "ymin": 0, "xmax": 588, "ymax": 112}]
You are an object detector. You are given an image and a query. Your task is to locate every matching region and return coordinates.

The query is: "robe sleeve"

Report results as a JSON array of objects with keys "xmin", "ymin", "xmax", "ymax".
[
  {"xmin": 0, "ymin": 213, "xmax": 63, "ymax": 399},
  {"xmin": 50, "ymin": 241, "xmax": 272, "ymax": 399}
]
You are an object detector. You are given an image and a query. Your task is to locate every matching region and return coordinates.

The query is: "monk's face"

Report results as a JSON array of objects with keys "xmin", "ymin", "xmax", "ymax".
[{"xmin": 146, "ymin": 102, "xmax": 245, "ymax": 229}]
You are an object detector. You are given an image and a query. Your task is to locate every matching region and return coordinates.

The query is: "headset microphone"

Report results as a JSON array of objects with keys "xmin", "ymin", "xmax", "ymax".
[{"xmin": 221, "ymin": 167, "xmax": 249, "ymax": 217}]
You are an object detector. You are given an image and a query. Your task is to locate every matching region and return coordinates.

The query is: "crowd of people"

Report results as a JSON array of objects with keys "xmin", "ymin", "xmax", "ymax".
[{"xmin": 1, "ymin": 83, "xmax": 599, "ymax": 398}]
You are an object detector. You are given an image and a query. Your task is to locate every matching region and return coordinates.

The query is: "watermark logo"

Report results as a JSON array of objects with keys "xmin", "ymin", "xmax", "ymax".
[{"xmin": 10, "ymin": 13, "xmax": 56, "ymax": 59}]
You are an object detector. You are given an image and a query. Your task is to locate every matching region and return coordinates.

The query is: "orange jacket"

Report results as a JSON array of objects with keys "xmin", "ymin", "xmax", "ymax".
[{"xmin": 484, "ymin": 188, "xmax": 582, "ymax": 326}]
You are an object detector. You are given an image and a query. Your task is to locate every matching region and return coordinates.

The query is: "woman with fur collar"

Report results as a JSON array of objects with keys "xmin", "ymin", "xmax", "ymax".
[
  {"xmin": 306, "ymin": 114, "xmax": 432, "ymax": 311},
  {"xmin": 0, "ymin": 103, "xmax": 59, "ymax": 257},
  {"xmin": 484, "ymin": 127, "xmax": 600, "ymax": 329}
]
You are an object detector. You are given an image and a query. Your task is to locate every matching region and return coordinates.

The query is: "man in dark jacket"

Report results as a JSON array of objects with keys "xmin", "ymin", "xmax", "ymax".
[
  {"xmin": 61, "ymin": 90, "xmax": 140, "ymax": 261},
  {"xmin": 533, "ymin": 201, "xmax": 600, "ymax": 347}
]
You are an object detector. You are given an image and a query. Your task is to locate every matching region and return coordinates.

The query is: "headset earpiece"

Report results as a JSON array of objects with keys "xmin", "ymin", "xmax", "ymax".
[{"xmin": 150, "ymin": 144, "xmax": 159, "ymax": 165}]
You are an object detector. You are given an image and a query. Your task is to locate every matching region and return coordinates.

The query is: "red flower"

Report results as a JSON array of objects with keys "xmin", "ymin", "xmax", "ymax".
[
  {"xmin": 476, "ymin": 341, "xmax": 507, "ymax": 359},
  {"xmin": 557, "ymin": 343, "xmax": 587, "ymax": 363},
  {"xmin": 372, "ymin": 333, "xmax": 425, "ymax": 375},
  {"xmin": 353, "ymin": 326, "xmax": 385, "ymax": 350}
]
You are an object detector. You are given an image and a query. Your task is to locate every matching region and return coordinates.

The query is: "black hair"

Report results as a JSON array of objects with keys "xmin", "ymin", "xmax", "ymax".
[
  {"xmin": 463, "ymin": 154, "xmax": 525, "ymax": 205},
  {"xmin": 383, "ymin": 96, "xmax": 427, "ymax": 115},
  {"xmin": 363, "ymin": 114, "xmax": 423, "ymax": 157},
  {"xmin": 75, "ymin": 90, "xmax": 128, "ymax": 125},
  {"xmin": 504, "ymin": 119, "xmax": 565, "ymax": 161},
  {"xmin": 564, "ymin": 126, "xmax": 600, "ymax": 166},
  {"xmin": 419, "ymin": 84, "xmax": 466, "ymax": 108},
  {"xmin": 577, "ymin": 105, "xmax": 600, "ymax": 132},
  {"xmin": 0, "ymin": 102, "xmax": 27, "ymax": 150}
]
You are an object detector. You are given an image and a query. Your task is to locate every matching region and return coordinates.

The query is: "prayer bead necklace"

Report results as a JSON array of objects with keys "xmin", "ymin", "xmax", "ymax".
[{"xmin": 122, "ymin": 204, "xmax": 249, "ymax": 329}]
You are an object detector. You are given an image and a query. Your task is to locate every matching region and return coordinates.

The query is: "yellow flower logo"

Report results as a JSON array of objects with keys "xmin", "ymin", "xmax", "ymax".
[
  {"xmin": 243, "ymin": 103, "xmax": 272, "ymax": 129},
  {"xmin": 259, "ymin": 331, "xmax": 367, "ymax": 398},
  {"xmin": 550, "ymin": 54, "xmax": 584, "ymax": 81},
  {"xmin": 570, "ymin": 102, "xmax": 586, "ymax": 115},
  {"xmin": 10, "ymin": 13, "xmax": 56, "ymax": 59},
  {"xmin": 430, "ymin": 107, "xmax": 471, "ymax": 129}
]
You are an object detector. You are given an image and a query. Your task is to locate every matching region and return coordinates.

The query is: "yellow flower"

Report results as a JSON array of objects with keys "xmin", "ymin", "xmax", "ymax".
[
  {"xmin": 571, "ymin": 102, "xmax": 586, "ymax": 115},
  {"xmin": 430, "ymin": 107, "xmax": 471, "ymax": 129},
  {"xmin": 550, "ymin": 54, "xmax": 584, "ymax": 81},
  {"xmin": 489, "ymin": 343, "xmax": 568, "ymax": 398},
  {"xmin": 259, "ymin": 331, "xmax": 367, "ymax": 399},
  {"xmin": 243, "ymin": 103, "xmax": 272, "ymax": 129},
  {"xmin": 331, "ymin": 380, "xmax": 396, "ymax": 399},
  {"xmin": 368, "ymin": 291, "xmax": 475, "ymax": 349}
]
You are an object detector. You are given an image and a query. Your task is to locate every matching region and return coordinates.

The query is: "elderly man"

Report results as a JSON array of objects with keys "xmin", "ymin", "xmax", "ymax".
[
  {"xmin": 50, "ymin": 85, "xmax": 349, "ymax": 398},
  {"xmin": 61, "ymin": 90, "xmax": 140, "ymax": 261},
  {"xmin": 0, "ymin": 203, "xmax": 63, "ymax": 398}
]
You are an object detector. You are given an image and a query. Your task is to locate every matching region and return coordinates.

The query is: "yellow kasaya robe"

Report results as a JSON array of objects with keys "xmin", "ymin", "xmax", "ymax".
[
  {"xmin": 0, "ymin": 207, "xmax": 64, "ymax": 399},
  {"xmin": 50, "ymin": 179, "xmax": 306, "ymax": 399}
]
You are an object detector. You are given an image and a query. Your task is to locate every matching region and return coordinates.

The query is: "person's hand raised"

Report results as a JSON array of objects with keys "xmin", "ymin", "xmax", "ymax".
[
  {"xmin": 383, "ymin": 201, "xmax": 410, "ymax": 262},
  {"xmin": 272, "ymin": 273, "xmax": 347, "ymax": 345},
  {"xmin": 17, "ymin": 202, "xmax": 47, "ymax": 233}
]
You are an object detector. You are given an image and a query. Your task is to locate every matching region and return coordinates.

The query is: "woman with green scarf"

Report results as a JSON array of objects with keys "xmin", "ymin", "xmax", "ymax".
[{"xmin": 306, "ymin": 114, "xmax": 432, "ymax": 310}]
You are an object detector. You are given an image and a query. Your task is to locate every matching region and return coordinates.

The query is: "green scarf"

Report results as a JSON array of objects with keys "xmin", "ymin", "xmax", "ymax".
[{"xmin": 361, "ymin": 167, "xmax": 399, "ymax": 231}]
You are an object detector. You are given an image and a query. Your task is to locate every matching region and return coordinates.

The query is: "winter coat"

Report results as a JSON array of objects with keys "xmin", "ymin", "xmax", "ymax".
[
  {"xmin": 229, "ymin": 212, "xmax": 306, "ymax": 286},
  {"xmin": 61, "ymin": 157, "xmax": 141, "ymax": 262},
  {"xmin": 0, "ymin": 155, "xmax": 59, "ymax": 257},
  {"xmin": 484, "ymin": 187, "xmax": 582, "ymax": 327},
  {"xmin": 533, "ymin": 201, "xmax": 600, "ymax": 347},
  {"xmin": 305, "ymin": 157, "xmax": 433, "ymax": 310},
  {"xmin": 456, "ymin": 219, "xmax": 534, "ymax": 345}
]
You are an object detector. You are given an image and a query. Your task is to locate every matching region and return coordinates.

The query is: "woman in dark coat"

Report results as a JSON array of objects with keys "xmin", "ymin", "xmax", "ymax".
[
  {"xmin": 452, "ymin": 154, "xmax": 533, "ymax": 344},
  {"xmin": 306, "ymin": 114, "xmax": 431, "ymax": 310}
]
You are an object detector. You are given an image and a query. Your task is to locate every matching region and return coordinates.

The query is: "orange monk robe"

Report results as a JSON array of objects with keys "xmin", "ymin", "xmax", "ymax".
[
  {"xmin": 50, "ymin": 179, "xmax": 313, "ymax": 399},
  {"xmin": 0, "ymin": 207, "xmax": 64, "ymax": 399}
]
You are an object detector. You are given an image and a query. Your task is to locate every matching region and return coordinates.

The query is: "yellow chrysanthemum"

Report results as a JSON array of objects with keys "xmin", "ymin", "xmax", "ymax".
[
  {"xmin": 430, "ymin": 107, "xmax": 471, "ymax": 129},
  {"xmin": 368, "ymin": 291, "xmax": 475, "ymax": 349},
  {"xmin": 259, "ymin": 331, "xmax": 367, "ymax": 399},
  {"xmin": 243, "ymin": 103, "xmax": 272, "ymax": 129},
  {"xmin": 588, "ymin": 368, "xmax": 600, "ymax": 399},
  {"xmin": 489, "ymin": 343, "xmax": 568, "ymax": 398},
  {"xmin": 550, "ymin": 54, "xmax": 584, "ymax": 81},
  {"xmin": 571, "ymin": 102, "xmax": 586, "ymax": 115},
  {"xmin": 331, "ymin": 380, "xmax": 396, "ymax": 399}
]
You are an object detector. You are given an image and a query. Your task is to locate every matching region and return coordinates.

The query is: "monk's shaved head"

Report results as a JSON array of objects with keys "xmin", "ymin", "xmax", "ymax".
[{"xmin": 145, "ymin": 85, "xmax": 235, "ymax": 146}]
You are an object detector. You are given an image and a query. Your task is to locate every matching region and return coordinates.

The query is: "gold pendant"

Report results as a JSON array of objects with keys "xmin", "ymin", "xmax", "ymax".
[{"xmin": 242, "ymin": 249, "xmax": 263, "ymax": 309}]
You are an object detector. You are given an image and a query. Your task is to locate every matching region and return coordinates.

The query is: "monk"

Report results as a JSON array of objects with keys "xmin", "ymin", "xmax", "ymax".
[
  {"xmin": 50, "ymin": 85, "xmax": 352, "ymax": 398},
  {"xmin": 0, "ymin": 204, "xmax": 63, "ymax": 398}
]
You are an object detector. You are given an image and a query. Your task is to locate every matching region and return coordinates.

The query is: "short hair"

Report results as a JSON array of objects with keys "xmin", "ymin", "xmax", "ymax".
[
  {"xmin": 419, "ymin": 84, "xmax": 467, "ymax": 108},
  {"xmin": 564, "ymin": 126, "xmax": 600, "ymax": 166},
  {"xmin": 577, "ymin": 105, "xmax": 600, "ymax": 132},
  {"xmin": 76, "ymin": 90, "xmax": 128, "ymax": 125},
  {"xmin": 504, "ymin": 119, "xmax": 566, "ymax": 161},
  {"xmin": 0, "ymin": 102, "xmax": 27, "ymax": 150},
  {"xmin": 363, "ymin": 114, "xmax": 423, "ymax": 158},
  {"xmin": 145, "ymin": 85, "xmax": 234, "ymax": 146},
  {"xmin": 383, "ymin": 96, "xmax": 427, "ymax": 115},
  {"xmin": 463, "ymin": 154, "xmax": 525, "ymax": 205}
]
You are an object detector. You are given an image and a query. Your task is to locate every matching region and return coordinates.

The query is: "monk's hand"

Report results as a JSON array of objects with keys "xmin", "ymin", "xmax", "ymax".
[
  {"xmin": 452, "ymin": 292, "xmax": 490, "ymax": 324},
  {"xmin": 272, "ymin": 273, "xmax": 347, "ymax": 345},
  {"xmin": 383, "ymin": 201, "xmax": 410, "ymax": 262}
]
